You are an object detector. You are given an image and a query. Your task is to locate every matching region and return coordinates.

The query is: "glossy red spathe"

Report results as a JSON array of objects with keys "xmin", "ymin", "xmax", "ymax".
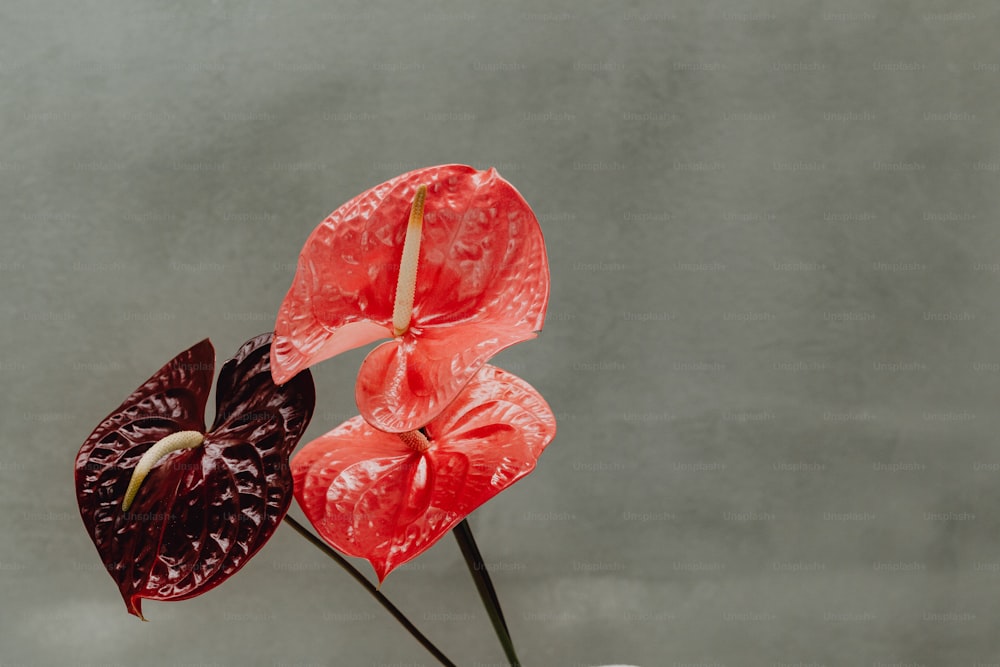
[
  {"xmin": 74, "ymin": 334, "xmax": 315, "ymax": 619},
  {"xmin": 270, "ymin": 164, "xmax": 550, "ymax": 432},
  {"xmin": 291, "ymin": 364, "xmax": 556, "ymax": 582}
]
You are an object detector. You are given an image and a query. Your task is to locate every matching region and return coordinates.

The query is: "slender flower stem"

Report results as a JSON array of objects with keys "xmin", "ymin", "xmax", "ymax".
[
  {"xmin": 453, "ymin": 519, "xmax": 521, "ymax": 666},
  {"xmin": 282, "ymin": 515, "xmax": 457, "ymax": 667}
]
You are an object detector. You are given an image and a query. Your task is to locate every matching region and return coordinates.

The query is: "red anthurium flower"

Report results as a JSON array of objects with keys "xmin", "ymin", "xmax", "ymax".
[
  {"xmin": 291, "ymin": 364, "xmax": 556, "ymax": 583},
  {"xmin": 271, "ymin": 164, "xmax": 550, "ymax": 432},
  {"xmin": 74, "ymin": 333, "xmax": 315, "ymax": 619}
]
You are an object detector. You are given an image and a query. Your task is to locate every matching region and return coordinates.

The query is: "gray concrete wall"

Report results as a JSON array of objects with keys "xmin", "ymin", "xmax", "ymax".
[{"xmin": 2, "ymin": 1, "xmax": 999, "ymax": 665}]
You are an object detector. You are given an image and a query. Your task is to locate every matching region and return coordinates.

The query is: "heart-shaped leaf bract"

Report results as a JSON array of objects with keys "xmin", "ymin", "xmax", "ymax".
[
  {"xmin": 75, "ymin": 333, "xmax": 315, "ymax": 619},
  {"xmin": 271, "ymin": 164, "xmax": 550, "ymax": 433},
  {"xmin": 292, "ymin": 364, "xmax": 555, "ymax": 582}
]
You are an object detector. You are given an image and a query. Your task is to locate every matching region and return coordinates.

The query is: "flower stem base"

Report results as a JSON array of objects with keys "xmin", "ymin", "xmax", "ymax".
[{"xmin": 453, "ymin": 518, "xmax": 521, "ymax": 667}]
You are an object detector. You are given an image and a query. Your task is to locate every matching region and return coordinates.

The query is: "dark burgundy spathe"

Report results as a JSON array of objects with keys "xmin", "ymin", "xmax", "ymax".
[{"xmin": 74, "ymin": 334, "xmax": 315, "ymax": 619}]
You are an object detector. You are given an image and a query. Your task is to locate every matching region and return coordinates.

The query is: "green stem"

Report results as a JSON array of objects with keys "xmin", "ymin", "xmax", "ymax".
[
  {"xmin": 282, "ymin": 515, "xmax": 457, "ymax": 667},
  {"xmin": 453, "ymin": 518, "xmax": 521, "ymax": 666}
]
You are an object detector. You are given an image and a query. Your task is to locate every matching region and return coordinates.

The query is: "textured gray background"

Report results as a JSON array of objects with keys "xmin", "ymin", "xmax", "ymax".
[{"xmin": 2, "ymin": 1, "xmax": 999, "ymax": 665}]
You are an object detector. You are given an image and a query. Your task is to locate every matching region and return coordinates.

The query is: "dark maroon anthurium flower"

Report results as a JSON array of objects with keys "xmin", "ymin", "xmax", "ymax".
[
  {"xmin": 74, "ymin": 333, "xmax": 315, "ymax": 620},
  {"xmin": 270, "ymin": 164, "xmax": 550, "ymax": 433},
  {"xmin": 291, "ymin": 364, "xmax": 556, "ymax": 583}
]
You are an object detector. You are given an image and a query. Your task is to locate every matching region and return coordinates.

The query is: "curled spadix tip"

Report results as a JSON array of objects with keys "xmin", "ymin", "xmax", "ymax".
[{"xmin": 121, "ymin": 431, "xmax": 205, "ymax": 511}]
